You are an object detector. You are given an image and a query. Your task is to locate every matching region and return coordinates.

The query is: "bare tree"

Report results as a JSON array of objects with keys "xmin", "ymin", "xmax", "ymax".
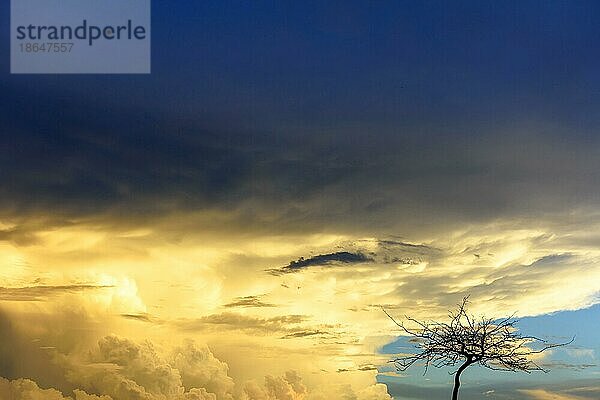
[{"xmin": 384, "ymin": 298, "xmax": 572, "ymax": 400}]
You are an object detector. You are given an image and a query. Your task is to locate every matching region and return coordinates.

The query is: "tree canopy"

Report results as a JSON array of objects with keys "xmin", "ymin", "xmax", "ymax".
[{"xmin": 384, "ymin": 298, "xmax": 572, "ymax": 400}]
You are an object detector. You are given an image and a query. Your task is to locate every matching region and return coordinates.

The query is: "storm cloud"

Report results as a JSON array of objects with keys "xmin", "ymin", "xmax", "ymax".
[{"xmin": 3, "ymin": 77, "xmax": 600, "ymax": 243}]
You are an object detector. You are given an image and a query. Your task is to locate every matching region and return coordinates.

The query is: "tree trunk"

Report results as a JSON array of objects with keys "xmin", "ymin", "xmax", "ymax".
[{"xmin": 451, "ymin": 359, "xmax": 471, "ymax": 400}]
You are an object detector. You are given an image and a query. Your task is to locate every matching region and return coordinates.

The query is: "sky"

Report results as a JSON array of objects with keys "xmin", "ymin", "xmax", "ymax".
[{"xmin": 1, "ymin": 1, "xmax": 600, "ymax": 399}]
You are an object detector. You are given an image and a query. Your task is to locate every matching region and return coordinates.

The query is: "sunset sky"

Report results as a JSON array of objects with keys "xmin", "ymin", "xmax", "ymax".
[{"xmin": 2, "ymin": 1, "xmax": 600, "ymax": 399}]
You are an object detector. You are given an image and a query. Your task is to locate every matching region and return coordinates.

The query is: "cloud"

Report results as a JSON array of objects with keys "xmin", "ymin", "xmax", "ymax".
[
  {"xmin": 0, "ymin": 341, "xmax": 387, "ymax": 400},
  {"xmin": 0, "ymin": 293, "xmax": 391, "ymax": 400},
  {"xmin": 120, "ymin": 313, "xmax": 154, "ymax": 323},
  {"xmin": 282, "ymin": 233, "xmax": 600, "ymax": 322},
  {"xmin": 3, "ymin": 117, "xmax": 600, "ymax": 252},
  {"xmin": 174, "ymin": 313, "xmax": 346, "ymax": 346},
  {"xmin": 539, "ymin": 362, "xmax": 596, "ymax": 371},
  {"xmin": 267, "ymin": 238, "xmax": 440, "ymax": 278},
  {"xmin": 0, "ymin": 377, "xmax": 72, "ymax": 400},
  {"xmin": 352, "ymin": 384, "xmax": 393, "ymax": 400},
  {"xmin": 520, "ymin": 389, "xmax": 587, "ymax": 400},
  {"xmin": 175, "ymin": 313, "xmax": 308, "ymax": 335},
  {"xmin": 223, "ymin": 296, "xmax": 276, "ymax": 309},
  {"xmin": 170, "ymin": 340, "xmax": 235, "ymax": 399},
  {"xmin": 62, "ymin": 337, "xmax": 180, "ymax": 400},
  {"xmin": 280, "ymin": 330, "xmax": 329, "ymax": 339},
  {"xmin": 0, "ymin": 375, "xmax": 221, "ymax": 400},
  {"xmin": 264, "ymin": 371, "xmax": 306, "ymax": 400},
  {"xmin": 73, "ymin": 391, "xmax": 114, "ymax": 400},
  {"xmin": 0, "ymin": 301, "xmax": 236, "ymax": 400},
  {"xmin": 0, "ymin": 377, "xmax": 117, "ymax": 400},
  {"xmin": 0, "ymin": 226, "xmax": 40, "ymax": 246},
  {"xmin": 565, "ymin": 349, "xmax": 595, "ymax": 359},
  {"xmin": 0, "ymin": 284, "xmax": 113, "ymax": 302},
  {"xmin": 269, "ymin": 252, "xmax": 373, "ymax": 275},
  {"xmin": 53, "ymin": 334, "xmax": 239, "ymax": 400},
  {"xmin": 243, "ymin": 371, "xmax": 306, "ymax": 400}
]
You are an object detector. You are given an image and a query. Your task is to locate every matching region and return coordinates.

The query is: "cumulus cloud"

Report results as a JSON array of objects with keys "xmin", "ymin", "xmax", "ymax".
[
  {"xmin": 86, "ymin": 335, "xmax": 183, "ymax": 397},
  {"xmin": 170, "ymin": 340, "xmax": 235, "ymax": 399},
  {"xmin": 260, "ymin": 371, "xmax": 306, "ymax": 400},
  {"xmin": 0, "ymin": 303, "xmax": 234, "ymax": 400},
  {"xmin": 0, "ymin": 377, "xmax": 117, "ymax": 400},
  {"xmin": 73, "ymin": 391, "xmax": 114, "ymax": 400},
  {"xmin": 300, "ymin": 383, "xmax": 391, "ymax": 400},
  {"xmin": 0, "ymin": 376, "xmax": 221, "ymax": 400},
  {"xmin": 241, "ymin": 373, "xmax": 392, "ymax": 400},
  {"xmin": 0, "ymin": 377, "xmax": 71, "ymax": 400},
  {"xmin": 0, "ymin": 296, "xmax": 388, "ymax": 400},
  {"xmin": 0, "ymin": 356, "xmax": 389, "ymax": 400},
  {"xmin": 59, "ymin": 335, "xmax": 235, "ymax": 400},
  {"xmin": 353, "ymin": 384, "xmax": 393, "ymax": 400},
  {"xmin": 243, "ymin": 371, "xmax": 308, "ymax": 400},
  {"xmin": 17, "ymin": 331, "xmax": 388, "ymax": 400}
]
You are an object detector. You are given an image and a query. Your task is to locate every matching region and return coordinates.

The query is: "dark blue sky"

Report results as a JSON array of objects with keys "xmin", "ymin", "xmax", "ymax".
[{"xmin": 3, "ymin": 1, "xmax": 600, "ymax": 131}]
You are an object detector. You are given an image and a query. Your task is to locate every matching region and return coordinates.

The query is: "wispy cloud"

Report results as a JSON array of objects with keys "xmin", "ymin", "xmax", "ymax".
[
  {"xmin": 520, "ymin": 389, "xmax": 587, "ymax": 400},
  {"xmin": 223, "ymin": 295, "xmax": 276, "ymax": 308},
  {"xmin": 119, "ymin": 313, "xmax": 155, "ymax": 323},
  {"xmin": 268, "ymin": 251, "xmax": 373, "ymax": 275},
  {"xmin": 0, "ymin": 284, "xmax": 113, "ymax": 302},
  {"xmin": 280, "ymin": 330, "xmax": 329, "ymax": 339},
  {"xmin": 174, "ymin": 312, "xmax": 308, "ymax": 335}
]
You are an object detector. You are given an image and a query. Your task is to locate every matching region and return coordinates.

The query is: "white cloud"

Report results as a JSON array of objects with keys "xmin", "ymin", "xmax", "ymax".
[
  {"xmin": 0, "ymin": 377, "xmax": 69, "ymax": 400},
  {"xmin": 0, "ymin": 377, "xmax": 116, "ymax": 400},
  {"xmin": 170, "ymin": 340, "xmax": 235, "ymax": 400}
]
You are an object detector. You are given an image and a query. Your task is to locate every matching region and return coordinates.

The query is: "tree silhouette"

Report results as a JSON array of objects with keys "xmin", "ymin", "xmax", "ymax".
[{"xmin": 384, "ymin": 298, "xmax": 572, "ymax": 400}]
